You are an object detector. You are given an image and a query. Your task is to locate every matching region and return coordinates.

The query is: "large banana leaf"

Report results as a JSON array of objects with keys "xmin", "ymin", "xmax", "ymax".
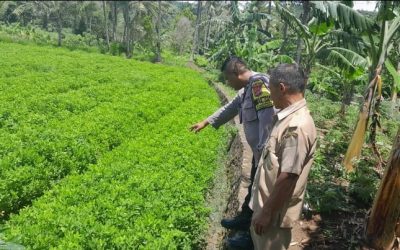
[
  {"xmin": 327, "ymin": 47, "xmax": 369, "ymax": 71},
  {"xmin": 311, "ymin": 1, "xmax": 376, "ymax": 32},
  {"xmin": 385, "ymin": 60, "xmax": 400, "ymax": 91},
  {"xmin": 275, "ymin": 2, "xmax": 311, "ymax": 40}
]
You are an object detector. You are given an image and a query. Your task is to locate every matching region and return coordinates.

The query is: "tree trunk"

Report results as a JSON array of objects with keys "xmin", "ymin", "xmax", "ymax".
[
  {"xmin": 365, "ymin": 127, "xmax": 400, "ymax": 250},
  {"xmin": 266, "ymin": 1, "xmax": 272, "ymax": 33},
  {"xmin": 42, "ymin": 12, "xmax": 49, "ymax": 31},
  {"xmin": 340, "ymin": 82, "xmax": 355, "ymax": 115},
  {"xmin": 280, "ymin": 1, "xmax": 289, "ymax": 53},
  {"xmin": 392, "ymin": 62, "xmax": 399, "ymax": 103},
  {"xmin": 190, "ymin": 1, "xmax": 202, "ymax": 60},
  {"xmin": 122, "ymin": 4, "xmax": 131, "ymax": 58},
  {"xmin": 112, "ymin": 1, "xmax": 117, "ymax": 41},
  {"xmin": 154, "ymin": 0, "xmax": 162, "ymax": 62},
  {"xmin": 296, "ymin": 1, "xmax": 311, "ymax": 64},
  {"xmin": 89, "ymin": 16, "xmax": 92, "ymax": 33},
  {"xmin": 56, "ymin": 10, "xmax": 62, "ymax": 47},
  {"xmin": 102, "ymin": 1, "xmax": 110, "ymax": 51},
  {"xmin": 203, "ymin": 2, "xmax": 211, "ymax": 51},
  {"xmin": 343, "ymin": 67, "xmax": 382, "ymax": 172}
]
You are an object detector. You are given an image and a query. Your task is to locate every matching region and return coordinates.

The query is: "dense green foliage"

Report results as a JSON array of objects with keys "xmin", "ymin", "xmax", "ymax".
[
  {"xmin": 0, "ymin": 0, "xmax": 399, "ymax": 248},
  {"xmin": 0, "ymin": 41, "xmax": 228, "ymax": 248}
]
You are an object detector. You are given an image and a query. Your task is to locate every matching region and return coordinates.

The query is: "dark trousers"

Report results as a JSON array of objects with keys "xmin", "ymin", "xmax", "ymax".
[{"xmin": 241, "ymin": 156, "xmax": 257, "ymax": 218}]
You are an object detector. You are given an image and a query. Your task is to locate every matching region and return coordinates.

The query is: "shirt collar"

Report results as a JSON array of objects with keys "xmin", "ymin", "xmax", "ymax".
[{"xmin": 276, "ymin": 98, "xmax": 307, "ymax": 121}]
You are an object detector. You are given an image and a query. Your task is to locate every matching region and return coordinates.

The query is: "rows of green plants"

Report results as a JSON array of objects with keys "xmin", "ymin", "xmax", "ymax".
[{"xmin": 0, "ymin": 41, "xmax": 229, "ymax": 248}]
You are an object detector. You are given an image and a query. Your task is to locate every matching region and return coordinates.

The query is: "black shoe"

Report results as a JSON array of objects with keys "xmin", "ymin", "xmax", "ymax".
[
  {"xmin": 221, "ymin": 214, "xmax": 251, "ymax": 230},
  {"xmin": 226, "ymin": 231, "xmax": 254, "ymax": 250}
]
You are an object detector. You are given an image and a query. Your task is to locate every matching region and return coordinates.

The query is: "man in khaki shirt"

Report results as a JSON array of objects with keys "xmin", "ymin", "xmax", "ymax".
[{"xmin": 250, "ymin": 63, "xmax": 317, "ymax": 249}]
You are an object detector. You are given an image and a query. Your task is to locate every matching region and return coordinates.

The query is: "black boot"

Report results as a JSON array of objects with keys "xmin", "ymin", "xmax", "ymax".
[
  {"xmin": 221, "ymin": 212, "xmax": 251, "ymax": 231},
  {"xmin": 225, "ymin": 231, "xmax": 254, "ymax": 250}
]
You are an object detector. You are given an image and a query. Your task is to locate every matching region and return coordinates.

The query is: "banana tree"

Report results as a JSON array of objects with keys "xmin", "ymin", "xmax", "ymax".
[
  {"xmin": 344, "ymin": 1, "xmax": 400, "ymax": 172},
  {"xmin": 323, "ymin": 47, "xmax": 369, "ymax": 114},
  {"xmin": 275, "ymin": 1, "xmax": 374, "ymax": 94},
  {"xmin": 385, "ymin": 36, "xmax": 400, "ymax": 103},
  {"xmin": 365, "ymin": 126, "xmax": 400, "ymax": 249}
]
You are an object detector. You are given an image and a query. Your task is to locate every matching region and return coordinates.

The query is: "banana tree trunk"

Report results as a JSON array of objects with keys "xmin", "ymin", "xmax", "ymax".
[
  {"xmin": 365, "ymin": 126, "xmax": 400, "ymax": 250},
  {"xmin": 343, "ymin": 67, "xmax": 381, "ymax": 172},
  {"xmin": 295, "ymin": 1, "xmax": 310, "ymax": 64}
]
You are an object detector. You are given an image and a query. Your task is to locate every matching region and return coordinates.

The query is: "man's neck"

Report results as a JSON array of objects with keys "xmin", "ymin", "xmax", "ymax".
[
  {"xmin": 281, "ymin": 93, "xmax": 304, "ymax": 109},
  {"xmin": 239, "ymin": 71, "xmax": 254, "ymax": 86}
]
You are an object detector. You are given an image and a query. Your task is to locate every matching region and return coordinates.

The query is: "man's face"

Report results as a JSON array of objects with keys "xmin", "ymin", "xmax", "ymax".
[
  {"xmin": 224, "ymin": 72, "xmax": 242, "ymax": 90},
  {"xmin": 269, "ymin": 80, "xmax": 284, "ymax": 109}
]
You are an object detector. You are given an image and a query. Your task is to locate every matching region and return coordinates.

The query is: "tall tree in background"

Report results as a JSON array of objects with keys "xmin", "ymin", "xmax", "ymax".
[
  {"xmin": 111, "ymin": 1, "xmax": 118, "ymax": 41},
  {"xmin": 11, "ymin": 1, "xmax": 67, "ymax": 46},
  {"xmin": 190, "ymin": 1, "xmax": 202, "ymax": 60},
  {"xmin": 121, "ymin": 1, "xmax": 132, "ymax": 58},
  {"xmin": 295, "ymin": 1, "xmax": 311, "ymax": 64},
  {"xmin": 102, "ymin": 1, "xmax": 109, "ymax": 51},
  {"xmin": 154, "ymin": 0, "xmax": 162, "ymax": 62}
]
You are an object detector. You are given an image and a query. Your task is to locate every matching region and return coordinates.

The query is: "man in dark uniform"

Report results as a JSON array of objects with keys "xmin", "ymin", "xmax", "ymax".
[{"xmin": 191, "ymin": 56, "xmax": 275, "ymax": 249}]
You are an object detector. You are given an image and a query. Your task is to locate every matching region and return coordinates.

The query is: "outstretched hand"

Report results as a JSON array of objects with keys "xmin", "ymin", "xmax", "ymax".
[{"xmin": 190, "ymin": 120, "xmax": 209, "ymax": 133}]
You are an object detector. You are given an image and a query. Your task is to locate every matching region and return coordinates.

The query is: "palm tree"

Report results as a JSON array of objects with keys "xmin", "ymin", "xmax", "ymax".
[{"xmin": 12, "ymin": 1, "xmax": 70, "ymax": 46}]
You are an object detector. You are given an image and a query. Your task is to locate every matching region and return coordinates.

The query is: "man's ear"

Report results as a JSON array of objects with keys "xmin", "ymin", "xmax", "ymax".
[{"xmin": 279, "ymin": 82, "xmax": 286, "ymax": 92}]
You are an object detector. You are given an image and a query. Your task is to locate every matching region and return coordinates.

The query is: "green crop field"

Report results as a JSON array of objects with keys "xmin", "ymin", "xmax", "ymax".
[{"xmin": 0, "ymin": 42, "xmax": 229, "ymax": 249}]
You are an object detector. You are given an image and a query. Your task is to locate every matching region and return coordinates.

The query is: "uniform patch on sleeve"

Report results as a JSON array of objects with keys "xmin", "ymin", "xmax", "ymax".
[
  {"xmin": 282, "ymin": 127, "xmax": 298, "ymax": 143},
  {"xmin": 251, "ymin": 79, "xmax": 273, "ymax": 111}
]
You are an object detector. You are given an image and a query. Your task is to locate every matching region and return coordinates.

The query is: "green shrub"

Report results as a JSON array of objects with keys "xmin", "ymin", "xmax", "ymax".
[
  {"xmin": 0, "ymin": 41, "xmax": 228, "ymax": 249},
  {"xmin": 194, "ymin": 55, "xmax": 209, "ymax": 68}
]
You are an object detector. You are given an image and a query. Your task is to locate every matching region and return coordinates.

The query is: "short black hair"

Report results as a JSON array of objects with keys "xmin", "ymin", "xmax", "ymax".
[
  {"xmin": 220, "ymin": 56, "xmax": 249, "ymax": 76},
  {"xmin": 268, "ymin": 63, "xmax": 307, "ymax": 93}
]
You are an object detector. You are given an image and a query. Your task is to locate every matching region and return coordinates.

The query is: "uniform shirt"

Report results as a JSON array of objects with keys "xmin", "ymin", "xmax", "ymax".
[
  {"xmin": 207, "ymin": 73, "xmax": 275, "ymax": 164},
  {"xmin": 250, "ymin": 98, "xmax": 317, "ymax": 228}
]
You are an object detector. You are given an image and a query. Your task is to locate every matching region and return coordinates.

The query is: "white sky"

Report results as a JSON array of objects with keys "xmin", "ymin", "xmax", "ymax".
[
  {"xmin": 181, "ymin": 1, "xmax": 378, "ymax": 12},
  {"xmin": 353, "ymin": 1, "xmax": 377, "ymax": 12},
  {"xmin": 236, "ymin": 1, "xmax": 378, "ymax": 12}
]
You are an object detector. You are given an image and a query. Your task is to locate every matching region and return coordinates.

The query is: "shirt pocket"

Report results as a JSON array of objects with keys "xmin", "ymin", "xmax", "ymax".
[
  {"xmin": 241, "ymin": 97, "xmax": 257, "ymax": 122},
  {"xmin": 263, "ymin": 143, "xmax": 279, "ymax": 170}
]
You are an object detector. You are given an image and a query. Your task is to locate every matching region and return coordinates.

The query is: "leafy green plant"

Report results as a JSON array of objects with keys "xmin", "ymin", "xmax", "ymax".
[
  {"xmin": 194, "ymin": 55, "xmax": 208, "ymax": 68},
  {"xmin": 0, "ymin": 41, "xmax": 228, "ymax": 249}
]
